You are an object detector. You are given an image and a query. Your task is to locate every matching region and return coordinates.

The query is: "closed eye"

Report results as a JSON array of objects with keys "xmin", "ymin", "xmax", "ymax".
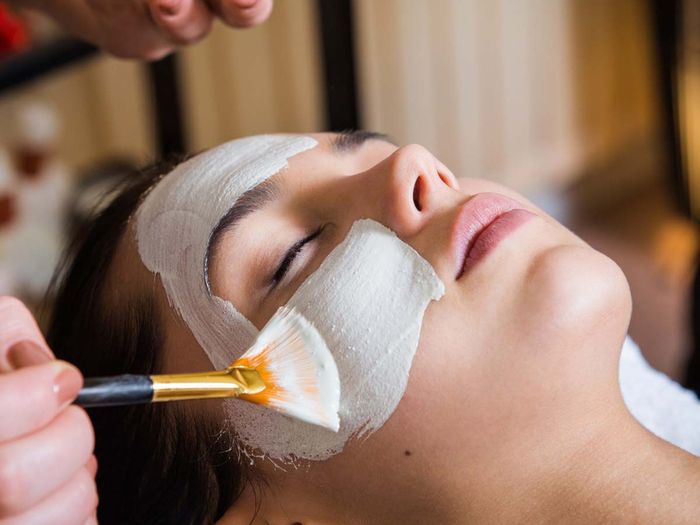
[{"xmin": 271, "ymin": 226, "xmax": 324, "ymax": 286}]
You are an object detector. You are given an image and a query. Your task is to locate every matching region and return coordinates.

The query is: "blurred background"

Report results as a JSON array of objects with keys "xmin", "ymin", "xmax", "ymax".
[{"xmin": 0, "ymin": 0, "xmax": 698, "ymax": 388}]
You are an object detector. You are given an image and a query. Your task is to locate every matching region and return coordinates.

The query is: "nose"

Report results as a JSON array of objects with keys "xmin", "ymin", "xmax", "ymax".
[{"xmin": 375, "ymin": 144, "xmax": 456, "ymax": 237}]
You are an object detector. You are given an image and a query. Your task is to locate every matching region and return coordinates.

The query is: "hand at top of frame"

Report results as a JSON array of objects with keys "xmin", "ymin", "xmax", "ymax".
[{"xmin": 13, "ymin": 0, "xmax": 273, "ymax": 60}]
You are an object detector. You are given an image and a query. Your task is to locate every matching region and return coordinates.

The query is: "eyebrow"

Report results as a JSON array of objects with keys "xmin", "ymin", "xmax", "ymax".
[
  {"xmin": 331, "ymin": 130, "xmax": 393, "ymax": 152},
  {"xmin": 205, "ymin": 130, "xmax": 391, "ymax": 287},
  {"xmin": 204, "ymin": 177, "xmax": 281, "ymax": 289}
]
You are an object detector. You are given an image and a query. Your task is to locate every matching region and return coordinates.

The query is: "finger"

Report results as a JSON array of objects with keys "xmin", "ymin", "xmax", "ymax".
[
  {"xmin": 149, "ymin": 0, "xmax": 214, "ymax": 45},
  {"xmin": 0, "ymin": 297, "xmax": 53, "ymax": 372},
  {"xmin": 0, "ymin": 406, "xmax": 94, "ymax": 517},
  {"xmin": 0, "ymin": 361, "xmax": 82, "ymax": 442},
  {"xmin": 210, "ymin": 0, "xmax": 273, "ymax": 28},
  {"xmin": 85, "ymin": 455, "xmax": 98, "ymax": 478},
  {"xmin": 4, "ymin": 341, "xmax": 52, "ymax": 372},
  {"xmin": 0, "ymin": 466, "xmax": 97, "ymax": 525}
]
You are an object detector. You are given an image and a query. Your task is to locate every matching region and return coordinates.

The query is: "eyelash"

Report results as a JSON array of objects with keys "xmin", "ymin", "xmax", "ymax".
[{"xmin": 271, "ymin": 226, "xmax": 324, "ymax": 286}]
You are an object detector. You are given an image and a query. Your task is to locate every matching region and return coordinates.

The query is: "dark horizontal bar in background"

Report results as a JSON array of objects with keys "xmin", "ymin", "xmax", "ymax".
[{"xmin": 0, "ymin": 37, "xmax": 98, "ymax": 94}]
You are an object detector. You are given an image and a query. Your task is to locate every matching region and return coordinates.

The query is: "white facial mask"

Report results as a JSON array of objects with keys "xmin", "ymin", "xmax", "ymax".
[
  {"xmin": 231, "ymin": 219, "xmax": 444, "ymax": 459},
  {"xmin": 136, "ymin": 135, "xmax": 444, "ymax": 461},
  {"xmin": 137, "ymin": 135, "xmax": 317, "ymax": 361}
]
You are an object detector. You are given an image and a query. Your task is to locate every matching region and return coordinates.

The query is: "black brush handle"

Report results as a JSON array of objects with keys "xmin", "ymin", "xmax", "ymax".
[{"xmin": 75, "ymin": 375, "xmax": 154, "ymax": 407}]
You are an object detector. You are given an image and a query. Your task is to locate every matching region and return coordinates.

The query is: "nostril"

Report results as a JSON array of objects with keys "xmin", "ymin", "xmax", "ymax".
[
  {"xmin": 438, "ymin": 172, "xmax": 451, "ymax": 186},
  {"xmin": 413, "ymin": 176, "xmax": 424, "ymax": 211}
]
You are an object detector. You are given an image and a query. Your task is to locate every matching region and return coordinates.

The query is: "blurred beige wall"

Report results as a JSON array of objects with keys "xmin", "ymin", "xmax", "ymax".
[
  {"xmin": 0, "ymin": 0, "xmax": 660, "ymax": 198},
  {"xmin": 0, "ymin": 56, "xmax": 153, "ymax": 171},
  {"xmin": 355, "ymin": 0, "xmax": 661, "ymax": 195},
  {"xmin": 180, "ymin": 0, "xmax": 324, "ymax": 151},
  {"xmin": 0, "ymin": 0, "xmax": 323, "ymax": 172}
]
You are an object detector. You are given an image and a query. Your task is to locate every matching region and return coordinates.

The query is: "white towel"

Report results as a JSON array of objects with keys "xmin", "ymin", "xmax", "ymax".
[{"xmin": 620, "ymin": 336, "xmax": 700, "ymax": 456}]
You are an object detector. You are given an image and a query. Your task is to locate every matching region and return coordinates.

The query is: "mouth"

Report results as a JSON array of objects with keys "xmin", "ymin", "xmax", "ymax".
[{"xmin": 451, "ymin": 193, "xmax": 535, "ymax": 280}]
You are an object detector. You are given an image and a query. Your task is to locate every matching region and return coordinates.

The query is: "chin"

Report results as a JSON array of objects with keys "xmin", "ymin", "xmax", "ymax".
[{"xmin": 523, "ymin": 243, "xmax": 632, "ymax": 342}]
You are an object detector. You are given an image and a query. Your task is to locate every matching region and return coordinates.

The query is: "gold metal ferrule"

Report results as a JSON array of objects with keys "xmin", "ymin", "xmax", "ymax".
[{"xmin": 151, "ymin": 366, "xmax": 265, "ymax": 402}]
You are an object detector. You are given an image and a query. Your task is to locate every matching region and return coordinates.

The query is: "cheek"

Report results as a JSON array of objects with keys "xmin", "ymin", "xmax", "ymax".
[
  {"xmin": 437, "ymin": 210, "xmax": 620, "ymax": 344},
  {"xmin": 225, "ymin": 219, "xmax": 445, "ymax": 461},
  {"xmin": 521, "ymin": 244, "xmax": 632, "ymax": 341},
  {"xmin": 382, "ymin": 246, "xmax": 633, "ymax": 462},
  {"xmin": 370, "ymin": 305, "xmax": 517, "ymax": 484},
  {"xmin": 367, "ymin": 221, "xmax": 633, "ymax": 479}
]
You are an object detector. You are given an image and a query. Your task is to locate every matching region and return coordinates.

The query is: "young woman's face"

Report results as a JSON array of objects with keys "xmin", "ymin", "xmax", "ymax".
[{"xmin": 149, "ymin": 132, "xmax": 632, "ymax": 521}]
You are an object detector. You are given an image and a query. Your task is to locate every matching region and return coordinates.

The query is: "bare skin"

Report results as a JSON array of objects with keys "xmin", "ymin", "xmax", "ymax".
[
  {"xmin": 109, "ymin": 133, "xmax": 700, "ymax": 523},
  {"xmin": 0, "ymin": 298, "xmax": 95, "ymax": 525},
  {"xmin": 0, "ymin": 4, "xmax": 270, "ymax": 521},
  {"xmin": 8, "ymin": 0, "xmax": 273, "ymax": 60},
  {"xmin": 2, "ymin": 132, "xmax": 694, "ymax": 524}
]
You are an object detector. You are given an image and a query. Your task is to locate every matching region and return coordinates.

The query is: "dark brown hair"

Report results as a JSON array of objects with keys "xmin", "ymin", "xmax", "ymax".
[{"xmin": 44, "ymin": 161, "xmax": 250, "ymax": 524}]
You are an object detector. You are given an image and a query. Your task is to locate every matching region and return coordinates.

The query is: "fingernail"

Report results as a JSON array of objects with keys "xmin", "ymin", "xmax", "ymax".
[
  {"xmin": 54, "ymin": 362, "xmax": 82, "ymax": 409},
  {"xmin": 7, "ymin": 340, "xmax": 52, "ymax": 369},
  {"xmin": 158, "ymin": 0, "xmax": 180, "ymax": 16}
]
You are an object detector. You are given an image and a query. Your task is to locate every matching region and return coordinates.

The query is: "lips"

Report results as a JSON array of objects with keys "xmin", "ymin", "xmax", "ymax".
[{"xmin": 451, "ymin": 193, "xmax": 535, "ymax": 279}]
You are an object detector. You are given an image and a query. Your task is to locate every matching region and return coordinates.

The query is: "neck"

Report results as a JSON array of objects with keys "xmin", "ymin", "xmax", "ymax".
[{"xmin": 460, "ymin": 399, "xmax": 700, "ymax": 524}]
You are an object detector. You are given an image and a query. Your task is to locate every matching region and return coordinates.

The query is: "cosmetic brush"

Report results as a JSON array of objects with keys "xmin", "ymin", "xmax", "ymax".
[{"xmin": 74, "ymin": 307, "xmax": 340, "ymax": 431}]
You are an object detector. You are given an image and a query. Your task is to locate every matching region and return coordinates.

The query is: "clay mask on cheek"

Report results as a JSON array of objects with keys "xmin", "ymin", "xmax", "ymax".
[
  {"xmin": 136, "ymin": 135, "xmax": 444, "ymax": 461},
  {"xmin": 230, "ymin": 219, "xmax": 444, "ymax": 460}
]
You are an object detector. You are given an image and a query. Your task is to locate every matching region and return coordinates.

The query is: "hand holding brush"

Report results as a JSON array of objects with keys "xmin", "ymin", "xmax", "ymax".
[{"xmin": 76, "ymin": 307, "xmax": 341, "ymax": 431}]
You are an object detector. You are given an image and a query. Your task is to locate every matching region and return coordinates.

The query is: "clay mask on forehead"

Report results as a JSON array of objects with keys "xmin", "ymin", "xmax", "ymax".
[{"xmin": 136, "ymin": 135, "xmax": 444, "ymax": 461}]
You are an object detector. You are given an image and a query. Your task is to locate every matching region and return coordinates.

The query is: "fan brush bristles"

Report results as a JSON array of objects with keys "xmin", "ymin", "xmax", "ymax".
[{"xmin": 232, "ymin": 307, "xmax": 341, "ymax": 431}]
